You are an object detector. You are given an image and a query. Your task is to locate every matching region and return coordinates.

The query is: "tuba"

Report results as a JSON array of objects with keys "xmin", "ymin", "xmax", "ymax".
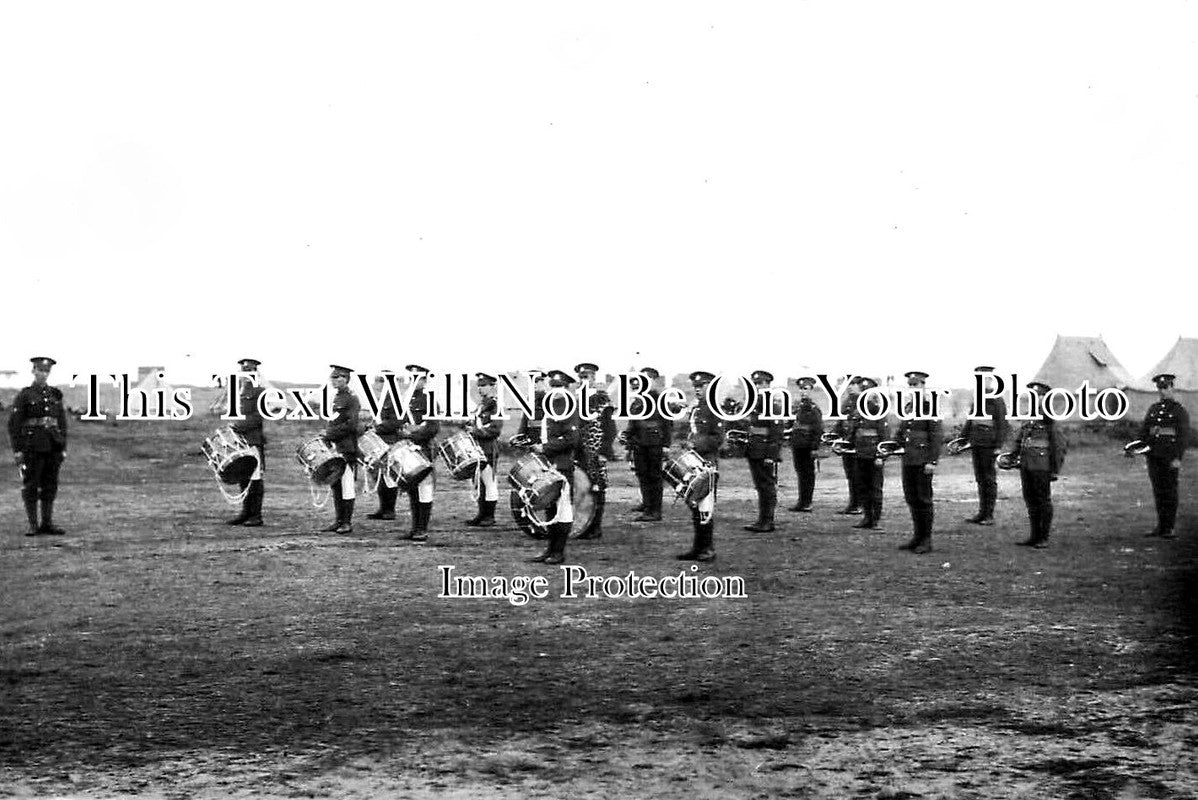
[
  {"xmin": 996, "ymin": 451, "xmax": 1021, "ymax": 470},
  {"xmin": 944, "ymin": 436, "xmax": 972, "ymax": 456},
  {"xmin": 1123, "ymin": 439, "xmax": 1151, "ymax": 457}
]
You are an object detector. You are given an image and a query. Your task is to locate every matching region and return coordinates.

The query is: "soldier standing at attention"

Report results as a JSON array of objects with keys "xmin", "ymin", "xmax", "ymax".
[
  {"xmin": 677, "ymin": 370, "xmax": 724, "ymax": 561},
  {"xmin": 786, "ymin": 376, "xmax": 823, "ymax": 513},
  {"xmin": 227, "ymin": 358, "xmax": 266, "ymax": 527},
  {"xmin": 850, "ymin": 377, "xmax": 890, "ymax": 531},
  {"xmin": 1140, "ymin": 373, "xmax": 1189, "ymax": 539},
  {"xmin": 835, "ymin": 376, "xmax": 864, "ymax": 515},
  {"xmin": 744, "ymin": 370, "xmax": 785, "ymax": 533},
  {"xmin": 367, "ymin": 370, "xmax": 403, "ymax": 521},
  {"xmin": 896, "ymin": 371, "xmax": 941, "ymax": 554},
  {"xmin": 529, "ymin": 369, "xmax": 582, "ymax": 564},
  {"xmin": 1011, "ymin": 381, "xmax": 1065, "ymax": 549},
  {"xmin": 397, "ymin": 364, "xmax": 440, "ymax": 542},
  {"xmin": 625, "ymin": 367, "xmax": 672, "ymax": 523},
  {"xmin": 9, "ymin": 357, "xmax": 68, "ymax": 536},
  {"xmin": 517, "ymin": 370, "xmax": 548, "ymax": 445},
  {"xmin": 464, "ymin": 373, "xmax": 504, "ymax": 528},
  {"xmin": 323, "ymin": 365, "xmax": 361, "ymax": 535},
  {"xmin": 962, "ymin": 365, "xmax": 1008, "ymax": 526},
  {"xmin": 574, "ymin": 362, "xmax": 616, "ymax": 539}
]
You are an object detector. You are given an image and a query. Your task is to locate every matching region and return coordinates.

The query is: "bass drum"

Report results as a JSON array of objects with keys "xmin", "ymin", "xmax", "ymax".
[{"xmin": 511, "ymin": 469, "xmax": 594, "ymax": 539}]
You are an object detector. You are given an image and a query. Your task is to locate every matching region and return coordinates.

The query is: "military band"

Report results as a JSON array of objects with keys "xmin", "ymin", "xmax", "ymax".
[
  {"xmin": 528, "ymin": 370, "xmax": 582, "ymax": 564},
  {"xmin": 849, "ymin": 377, "xmax": 889, "ymax": 530},
  {"xmin": 1011, "ymin": 381, "xmax": 1064, "ymax": 549},
  {"xmin": 227, "ymin": 358, "xmax": 266, "ymax": 527},
  {"xmin": 835, "ymin": 377, "xmax": 864, "ymax": 516},
  {"xmin": 624, "ymin": 367, "xmax": 672, "ymax": 523},
  {"xmin": 321, "ymin": 365, "xmax": 361, "ymax": 534},
  {"xmin": 677, "ymin": 370, "xmax": 723, "ymax": 561},
  {"xmin": 367, "ymin": 370, "xmax": 403, "ymax": 521},
  {"xmin": 1140, "ymin": 373, "xmax": 1189, "ymax": 539},
  {"xmin": 786, "ymin": 377, "xmax": 823, "ymax": 513},
  {"xmin": 8, "ymin": 357, "xmax": 68, "ymax": 536},
  {"xmin": 744, "ymin": 370, "xmax": 784, "ymax": 533},
  {"xmin": 896, "ymin": 371, "xmax": 940, "ymax": 554},
  {"xmin": 464, "ymin": 373, "xmax": 503, "ymax": 528},
  {"xmin": 574, "ymin": 362, "xmax": 616, "ymax": 539},
  {"xmin": 962, "ymin": 366, "xmax": 1008, "ymax": 526},
  {"xmin": 397, "ymin": 364, "xmax": 440, "ymax": 542}
]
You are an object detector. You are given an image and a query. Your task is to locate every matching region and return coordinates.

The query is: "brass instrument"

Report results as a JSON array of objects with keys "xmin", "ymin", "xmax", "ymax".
[
  {"xmin": 996, "ymin": 451, "xmax": 1021, "ymax": 470},
  {"xmin": 830, "ymin": 438, "xmax": 856, "ymax": 456},
  {"xmin": 944, "ymin": 436, "xmax": 972, "ymax": 456},
  {"xmin": 875, "ymin": 440, "xmax": 906, "ymax": 459},
  {"xmin": 1123, "ymin": 439, "xmax": 1151, "ymax": 457},
  {"xmin": 508, "ymin": 432, "xmax": 534, "ymax": 449}
]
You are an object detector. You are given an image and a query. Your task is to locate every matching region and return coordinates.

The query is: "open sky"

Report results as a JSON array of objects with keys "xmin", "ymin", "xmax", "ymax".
[{"xmin": 2, "ymin": 2, "xmax": 1195, "ymax": 387}]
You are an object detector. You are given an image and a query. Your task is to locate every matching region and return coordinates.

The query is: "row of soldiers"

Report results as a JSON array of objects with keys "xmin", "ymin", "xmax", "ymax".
[{"xmin": 9, "ymin": 358, "xmax": 1189, "ymax": 559}]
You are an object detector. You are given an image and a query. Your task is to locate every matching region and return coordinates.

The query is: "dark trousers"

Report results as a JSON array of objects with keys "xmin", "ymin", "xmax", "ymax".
[
  {"xmin": 970, "ymin": 446, "xmax": 997, "ymax": 518},
  {"xmin": 235, "ymin": 446, "xmax": 265, "ymax": 517},
  {"xmin": 1147, "ymin": 457, "xmax": 1180, "ymax": 533},
  {"xmin": 841, "ymin": 454, "xmax": 860, "ymax": 508},
  {"xmin": 1019, "ymin": 469, "xmax": 1053, "ymax": 542},
  {"xmin": 854, "ymin": 457, "xmax": 884, "ymax": 525},
  {"xmin": 20, "ymin": 449, "xmax": 63, "ymax": 503},
  {"xmin": 902, "ymin": 463, "xmax": 933, "ymax": 541},
  {"xmin": 791, "ymin": 447, "xmax": 815, "ymax": 508},
  {"xmin": 747, "ymin": 458, "xmax": 778, "ymax": 524},
  {"xmin": 632, "ymin": 445, "xmax": 664, "ymax": 514}
]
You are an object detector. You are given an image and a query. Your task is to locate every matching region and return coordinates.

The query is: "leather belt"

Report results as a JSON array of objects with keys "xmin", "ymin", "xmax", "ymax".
[
  {"xmin": 1151, "ymin": 427, "xmax": 1177, "ymax": 437},
  {"xmin": 23, "ymin": 417, "xmax": 59, "ymax": 429}
]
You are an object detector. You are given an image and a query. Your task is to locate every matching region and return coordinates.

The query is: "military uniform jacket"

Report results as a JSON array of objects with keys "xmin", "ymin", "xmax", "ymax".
[
  {"xmin": 625, "ymin": 389, "xmax": 673, "ymax": 448},
  {"xmin": 8, "ymin": 384, "xmax": 68, "ymax": 453},
  {"xmin": 897, "ymin": 415, "xmax": 942, "ymax": 466},
  {"xmin": 833, "ymin": 395, "xmax": 858, "ymax": 440},
  {"xmin": 541, "ymin": 408, "xmax": 581, "ymax": 472},
  {"xmin": 325, "ymin": 386, "xmax": 361, "ymax": 458},
  {"xmin": 687, "ymin": 397, "xmax": 724, "ymax": 462},
  {"xmin": 1139, "ymin": 399, "xmax": 1189, "ymax": 462},
  {"xmin": 403, "ymin": 390, "xmax": 440, "ymax": 456},
  {"xmin": 745, "ymin": 396, "xmax": 785, "ymax": 460},
  {"xmin": 471, "ymin": 396, "xmax": 504, "ymax": 463},
  {"xmin": 850, "ymin": 398, "xmax": 890, "ymax": 459},
  {"xmin": 788, "ymin": 398, "xmax": 824, "ymax": 450},
  {"xmin": 232, "ymin": 384, "xmax": 266, "ymax": 446},
  {"xmin": 373, "ymin": 394, "xmax": 402, "ymax": 445},
  {"xmin": 585, "ymin": 389, "xmax": 618, "ymax": 459},
  {"xmin": 962, "ymin": 396, "xmax": 1008, "ymax": 448},
  {"xmin": 517, "ymin": 390, "xmax": 546, "ymax": 444},
  {"xmin": 1013, "ymin": 416, "xmax": 1064, "ymax": 474}
]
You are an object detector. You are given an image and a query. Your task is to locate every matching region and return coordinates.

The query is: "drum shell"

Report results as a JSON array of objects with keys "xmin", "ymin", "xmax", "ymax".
[
  {"xmin": 295, "ymin": 437, "xmax": 347, "ymax": 486},
  {"xmin": 662, "ymin": 450, "xmax": 714, "ymax": 507},
  {"xmin": 357, "ymin": 429, "xmax": 390, "ymax": 471},
  {"xmin": 202, "ymin": 428, "xmax": 259, "ymax": 485},
  {"xmin": 508, "ymin": 453, "xmax": 565, "ymax": 510},
  {"xmin": 384, "ymin": 441, "xmax": 434, "ymax": 488},
  {"xmin": 439, "ymin": 431, "xmax": 487, "ymax": 481}
]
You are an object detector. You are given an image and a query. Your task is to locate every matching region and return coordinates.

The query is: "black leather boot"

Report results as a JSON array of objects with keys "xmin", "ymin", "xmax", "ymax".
[
  {"xmin": 39, "ymin": 498, "xmax": 65, "ymax": 535},
  {"xmin": 577, "ymin": 491, "xmax": 605, "ymax": 539},
  {"xmin": 243, "ymin": 482, "xmax": 264, "ymax": 527},
  {"xmin": 336, "ymin": 499, "xmax": 355, "ymax": 534}
]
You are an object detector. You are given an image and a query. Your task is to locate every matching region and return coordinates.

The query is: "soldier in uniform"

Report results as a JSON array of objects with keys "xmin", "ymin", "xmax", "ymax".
[
  {"xmin": 850, "ymin": 377, "xmax": 890, "ymax": 530},
  {"xmin": 786, "ymin": 376, "xmax": 823, "ymax": 513},
  {"xmin": 677, "ymin": 370, "xmax": 724, "ymax": 561},
  {"xmin": 1010, "ymin": 381, "xmax": 1065, "ymax": 548},
  {"xmin": 962, "ymin": 365, "xmax": 1008, "ymax": 526},
  {"xmin": 743, "ymin": 370, "xmax": 785, "ymax": 533},
  {"xmin": 8, "ymin": 357, "xmax": 68, "ymax": 536},
  {"xmin": 574, "ymin": 362, "xmax": 617, "ymax": 539},
  {"xmin": 366, "ymin": 370, "xmax": 403, "ymax": 521},
  {"xmin": 1140, "ymin": 373, "xmax": 1189, "ymax": 539},
  {"xmin": 529, "ymin": 369, "xmax": 581, "ymax": 564},
  {"xmin": 624, "ymin": 367, "xmax": 672, "ymax": 523},
  {"xmin": 227, "ymin": 358, "xmax": 266, "ymax": 527},
  {"xmin": 896, "ymin": 371, "xmax": 941, "ymax": 553},
  {"xmin": 396, "ymin": 364, "xmax": 440, "ymax": 541},
  {"xmin": 834, "ymin": 376, "xmax": 864, "ymax": 515},
  {"xmin": 464, "ymin": 373, "xmax": 504, "ymax": 528},
  {"xmin": 323, "ymin": 364, "xmax": 361, "ymax": 534}
]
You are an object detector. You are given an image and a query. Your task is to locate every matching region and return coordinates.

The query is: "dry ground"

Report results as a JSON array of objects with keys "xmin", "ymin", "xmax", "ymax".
[{"xmin": 2, "ymin": 419, "xmax": 1196, "ymax": 799}]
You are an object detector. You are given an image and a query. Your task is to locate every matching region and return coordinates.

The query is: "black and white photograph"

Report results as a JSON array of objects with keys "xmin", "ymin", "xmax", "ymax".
[{"xmin": 2, "ymin": 3, "xmax": 1197, "ymax": 797}]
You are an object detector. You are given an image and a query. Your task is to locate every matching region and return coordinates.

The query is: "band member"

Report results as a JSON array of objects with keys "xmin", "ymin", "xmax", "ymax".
[
  {"xmin": 786, "ymin": 377, "xmax": 823, "ymax": 513},
  {"xmin": 516, "ymin": 370, "xmax": 548, "ymax": 445},
  {"xmin": 396, "ymin": 364, "xmax": 440, "ymax": 541},
  {"xmin": 574, "ymin": 362, "xmax": 617, "ymax": 539},
  {"xmin": 962, "ymin": 365, "xmax": 1009, "ymax": 526},
  {"xmin": 896, "ymin": 371, "xmax": 941, "ymax": 554},
  {"xmin": 367, "ymin": 370, "xmax": 402, "ymax": 521},
  {"xmin": 465, "ymin": 373, "xmax": 503, "ymax": 527},
  {"xmin": 850, "ymin": 377, "xmax": 889, "ymax": 530},
  {"xmin": 323, "ymin": 365, "xmax": 360, "ymax": 534},
  {"xmin": 744, "ymin": 370, "xmax": 785, "ymax": 532},
  {"xmin": 834, "ymin": 376, "xmax": 864, "ymax": 515},
  {"xmin": 678, "ymin": 370, "xmax": 724, "ymax": 561},
  {"xmin": 1010, "ymin": 381, "xmax": 1065, "ymax": 549},
  {"xmin": 624, "ymin": 367, "xmax": 673, "ymax": 523},
  {"xmin": 1140, "ymin": 373, "xmax": 1189, "ymax": 539},
  {"xmin": 529, "ymin": 370, "xmax": 581, "ymax": 564},
  {"xmin": 225, "ymin": 358, "xmax": 266, "ymax": 527},
  {"xmin": 8, "ymin": 357, "xmax": 68, "ymax": 536}
]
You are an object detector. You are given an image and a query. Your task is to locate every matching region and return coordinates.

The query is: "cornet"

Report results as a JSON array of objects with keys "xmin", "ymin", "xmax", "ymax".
[
  {"xmin": 876, "ymin": 440, "xmax": 906, "ymax": 459},
  {"xmin": 830, "ymin": 438, "xmax": 857, "ymax": 456},
  {"xmin": 507, "ymin": 433, "xmax": 534, "ymax": 449},
  {"xmin": 1123, "ymin": 439, "xmax": 1151, "ymax": 457},
  {"xmin": 944, "ymin": 436, "xmax": 972, "ymax": 456},
  {"xmin": 996, "ymin": 451, "xmax": 1021, "ymax": 470}
]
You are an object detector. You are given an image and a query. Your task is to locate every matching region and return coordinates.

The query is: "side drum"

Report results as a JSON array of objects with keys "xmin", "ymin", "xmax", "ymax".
[
  {"xmin": 201, "ymin": 427, "xmax": 259, "ymax": 485},
  {"xmin": 295, "ymin": 436, "xmax": 346, "ymax": 485}
]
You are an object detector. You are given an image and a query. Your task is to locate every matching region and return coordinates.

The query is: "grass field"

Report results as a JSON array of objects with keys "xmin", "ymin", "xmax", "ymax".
[{"xmin": 2, "ymin": 418, "xmax": 1196, "ymax": 798}]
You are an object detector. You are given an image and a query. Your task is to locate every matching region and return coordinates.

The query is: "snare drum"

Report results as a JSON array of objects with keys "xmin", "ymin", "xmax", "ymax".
[
  {"xmin": 510, "ymin": 466, "xmax": 593, "ymax": 537},
  {"xmin": 383, "ymin": 441, "xmax": 433, "ymax": 488},
  {"xmin": 295, "ymin": 436, "xmax": 346, "ymax": 485},
  {"xmin": 662, "ymin": 449, "xmax": 715, "ymax": 507},
  {"xmin": 201, "ymin": 427, "xmax": 260, "ymax": 484},
  {"xmin": 357, "ymin": 429, "xmax": 390, "ymax": 472},
  {"xmin": 507, "ymin": 453, "xmax": 565, "ymax": 511},
  {"xmin": 438, "ymin": 430, "xmax": 487, "ymax": 480}
]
